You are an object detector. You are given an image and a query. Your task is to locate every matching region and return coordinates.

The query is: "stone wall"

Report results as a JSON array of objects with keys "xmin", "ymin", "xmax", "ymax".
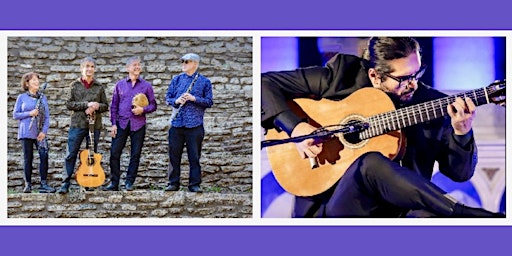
[
  {"xmin": 8, "ymin": 190, "xmax": 252, "ymax": 218},
  {"xmin": 7, "ymin": 37, "xmax": 253, "ymax": 195}
]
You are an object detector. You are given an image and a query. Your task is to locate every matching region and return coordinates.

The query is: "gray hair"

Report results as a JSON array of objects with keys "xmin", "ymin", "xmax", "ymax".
[
  {"xmin": 80, "ymin": 56, "xmax": 96, "ymax": 68},
  {"xmin": 126, "ymin": 56, "xmax": 141, "ymax": 66}
]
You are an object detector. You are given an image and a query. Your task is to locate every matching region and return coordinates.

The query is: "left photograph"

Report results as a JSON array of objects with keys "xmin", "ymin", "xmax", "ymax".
[{"xmin": 7, "ymin": 36, "xmax": 253, "ymax": 218}]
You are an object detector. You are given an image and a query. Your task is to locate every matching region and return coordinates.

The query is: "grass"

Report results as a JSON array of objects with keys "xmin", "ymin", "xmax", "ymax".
[
  {"xmin": 149, "ymin": 184, "xmax": 162, "ymax": 191},
  {"xmin": 205, "ymin": 186, "xmax": 222, "ymax": 193}
]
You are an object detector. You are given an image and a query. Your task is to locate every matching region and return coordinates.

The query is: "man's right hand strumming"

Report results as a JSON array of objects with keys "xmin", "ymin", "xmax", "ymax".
[{"xmin": 291, "ymin": 122, "xmax": 323, "ymax": 159}]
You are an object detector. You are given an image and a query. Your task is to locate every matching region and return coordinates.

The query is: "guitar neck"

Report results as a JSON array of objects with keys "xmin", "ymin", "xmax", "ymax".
[
  {"xmin": 88, "ymin": 114, "xmax": 95, "ymax": 155},
  {"xmin": 360, "ymin": 86, "xmax": 495, "ymax": 140}
]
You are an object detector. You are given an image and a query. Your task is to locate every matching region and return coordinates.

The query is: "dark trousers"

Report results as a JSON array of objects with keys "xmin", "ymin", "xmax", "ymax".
[
  {"xmin": 21, "ymin": 138, "xmax": 49, "ymax": 183},
  {"xmin": 293, "ymin": 152, "xmax": 456, "ymax": 217},
  {"xmin": 63, "ymin": 127, "xmax": 100, "ymax": 184},
  {"xmin": 168, "ymin": 125, "xmax": 204, "ymax": 188},
  {"xmin": 109, "ymin": 122, "xmax": 146, "ymax": 186}
]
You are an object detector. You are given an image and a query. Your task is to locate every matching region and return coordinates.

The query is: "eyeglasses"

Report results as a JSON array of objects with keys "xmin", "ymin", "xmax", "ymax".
[
  {"xmin": 383, "ymin": 65, "xmax": 427, "ymax": 89},
  {"xmin": 181, "ymin": 60, "xmax": 192, "ymax": 64}
]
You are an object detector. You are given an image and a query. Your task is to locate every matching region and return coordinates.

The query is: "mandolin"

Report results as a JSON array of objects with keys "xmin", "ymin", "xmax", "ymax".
[
  {"xmin": 76, "ymin": 112, "xmax": 106, "ymax": 188},
  {"xmin": 263, "ymin": 80, "xmax": 505, "ymax": 197}
]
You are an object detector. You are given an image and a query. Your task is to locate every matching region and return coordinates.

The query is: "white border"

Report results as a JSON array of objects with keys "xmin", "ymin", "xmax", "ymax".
[{"xmin": 1, "ymin": 30, "xmax": 509, "ymax": 226}]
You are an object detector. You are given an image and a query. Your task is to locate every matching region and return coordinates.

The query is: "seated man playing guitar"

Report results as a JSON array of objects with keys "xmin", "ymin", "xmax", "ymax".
[{"xmin": 261, "ymin": 37, "xmax": 505, "ymax": 217}]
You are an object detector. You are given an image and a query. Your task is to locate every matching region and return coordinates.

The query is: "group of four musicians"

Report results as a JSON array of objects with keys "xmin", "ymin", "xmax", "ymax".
[{"xmin": 13, "ymin": 53, "xmax": 213, "ymax": 194}]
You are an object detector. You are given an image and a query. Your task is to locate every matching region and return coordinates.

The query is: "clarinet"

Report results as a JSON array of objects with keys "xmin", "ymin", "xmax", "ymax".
[
  {"xmin": 29, "ymin": 82, "xmax": 48, "ymax": 130},
  {"xmin": 171, "ymin": 73, "xmax": 199, "ymax": 122}
]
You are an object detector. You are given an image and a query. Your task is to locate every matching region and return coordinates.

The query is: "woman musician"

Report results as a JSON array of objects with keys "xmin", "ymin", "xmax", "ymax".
[{"xmin": 13, "ymin": 72, "xmax": 56, "ymax": 193}]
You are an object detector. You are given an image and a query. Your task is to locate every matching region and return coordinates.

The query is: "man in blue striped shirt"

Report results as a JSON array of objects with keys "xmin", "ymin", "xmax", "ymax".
[{"xmin": 165, "ymin": 53, "xmax": 213, "ymax": 193}]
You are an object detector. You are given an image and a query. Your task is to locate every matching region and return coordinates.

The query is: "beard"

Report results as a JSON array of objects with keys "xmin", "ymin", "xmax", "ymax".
[
  {"xmin": 386, "ymin": 89, "xmax": 416, "ymax": 107},
  {"xmin": 399, "ymin": 89, "xmax": 415, "ymax": 102}
]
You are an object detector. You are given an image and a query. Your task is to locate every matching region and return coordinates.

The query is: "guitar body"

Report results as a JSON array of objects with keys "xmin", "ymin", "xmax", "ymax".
[
  {"xmin": 76, "ymin": 149, "xmax": 106, "ymax": 188},
  {"xmin": 265, "ymin": 88, "xmax": 405, "ymax": 197},
  {"xmin": 264, "ymin": 81, "xmax": 505, "ymax": 197}
]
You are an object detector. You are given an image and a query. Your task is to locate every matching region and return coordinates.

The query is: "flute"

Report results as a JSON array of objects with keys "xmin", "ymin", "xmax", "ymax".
[{"xmin": 29, "ymin": 82, "xmax": 48, "ymax": 130}]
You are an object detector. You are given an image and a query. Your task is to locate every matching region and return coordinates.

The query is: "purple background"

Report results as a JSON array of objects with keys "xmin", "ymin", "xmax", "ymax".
[
  {"xmin": 2, "ymin": 0, "xmax": 510, "ymax": 255},
  {"xmin": 1, "ymin": 0, "xmax": 511, "ymax": 30}
]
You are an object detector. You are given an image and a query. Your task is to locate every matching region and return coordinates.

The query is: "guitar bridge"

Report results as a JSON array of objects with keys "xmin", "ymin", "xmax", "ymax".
[{"xmin": 82, "ymin": 174, "xmax": 99, "ymax": 177}]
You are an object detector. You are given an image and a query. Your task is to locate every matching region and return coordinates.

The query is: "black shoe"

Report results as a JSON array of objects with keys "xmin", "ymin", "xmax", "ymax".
[
  {"xmin": 23, "ymin": 184, "xmax": 32, "ymax": 193},
  {"xmin": 493, "ymin": 212, "xmax": 506, "ymax": 218},
  {"xmin": 453, "ymin": 203, "xmax": 505, "ymax": 218},
  {"xmin": 39, "ymin": 181, "xmax": 56, "ymax": 193},
  {"xmin": 188, "ymin": 185, "xmax": 202, "ymax": 193},
  {"xmin": 125, "ymin": 183, "xmax": 134, "ymax": 191},
  {"xmin": 103, "ymin": 184, "xmax": 119, "ymax": 191},
  {"xmin": 84, "ymin": 187, "xmax": 95, "ymax": 191},
  {"xmin": 57, "ymin": 183, "xmax": 70, "ymax": 194},
  {"xmin": 165, "ymin": 184, "xmax": 179, "ymax": 191}
]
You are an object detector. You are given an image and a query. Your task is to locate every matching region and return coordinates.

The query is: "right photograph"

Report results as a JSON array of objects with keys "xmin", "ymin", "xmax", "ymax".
[{"xmin": 260, "ymin": 36, "xmax": 506, "ymax": 218}]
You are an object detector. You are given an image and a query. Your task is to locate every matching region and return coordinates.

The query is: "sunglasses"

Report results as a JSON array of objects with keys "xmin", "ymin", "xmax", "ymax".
[{"xmin": 181, "ymin": 60, "xmax": 193, "ymax": 64}]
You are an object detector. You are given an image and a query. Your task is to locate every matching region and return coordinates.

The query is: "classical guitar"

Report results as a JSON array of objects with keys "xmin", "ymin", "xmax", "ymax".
[
  {"xmin": 263, "ymin": 80, "xmax": 505, "ymax": 197},
  {"xmin": 76, "ymin": 112, "xmax": 106, "ymax": 188}
]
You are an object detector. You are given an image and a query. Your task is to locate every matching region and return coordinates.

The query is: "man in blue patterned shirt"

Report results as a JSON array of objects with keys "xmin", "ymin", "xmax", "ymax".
[{"xmin": 165, "ymin": 53, "xmax": 213, "ymax": 193}]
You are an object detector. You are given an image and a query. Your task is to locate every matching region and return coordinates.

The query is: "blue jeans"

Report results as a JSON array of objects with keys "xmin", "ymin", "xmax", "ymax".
[
  {"xmin": 21, "ymin": 138, "xmax": 49, "ymax": 183},
  {"xmin": 168, "ymin": 125, "xmax": 204, "ymax": 188},
  {"xmin": 109, "ymin": 122, "xmax": 146, "ymax": 186},
  {"xmin": 63, "ymin": 127, "xmax": 100, "ymax": 184}
]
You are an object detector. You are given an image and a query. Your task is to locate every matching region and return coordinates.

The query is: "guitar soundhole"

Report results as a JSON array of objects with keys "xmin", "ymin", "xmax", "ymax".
[
  {"xmin": 342, "ymin": 132, "xmax": 362, "ymax": 145},
  {"xmin": 337, "ymin": 114, "xmax": 369, "ymax": 149}
]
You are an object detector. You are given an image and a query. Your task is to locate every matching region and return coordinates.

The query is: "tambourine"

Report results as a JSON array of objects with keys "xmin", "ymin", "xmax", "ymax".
[{"xmin": 132, "ymin": 93, "xmax": 149, "ymax": 109}]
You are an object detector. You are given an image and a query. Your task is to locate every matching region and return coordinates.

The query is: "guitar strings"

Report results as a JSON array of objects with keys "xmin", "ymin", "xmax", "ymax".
[{"xmin": 360, "ymin": 87, "xmax": 491, "ymax": 140}]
